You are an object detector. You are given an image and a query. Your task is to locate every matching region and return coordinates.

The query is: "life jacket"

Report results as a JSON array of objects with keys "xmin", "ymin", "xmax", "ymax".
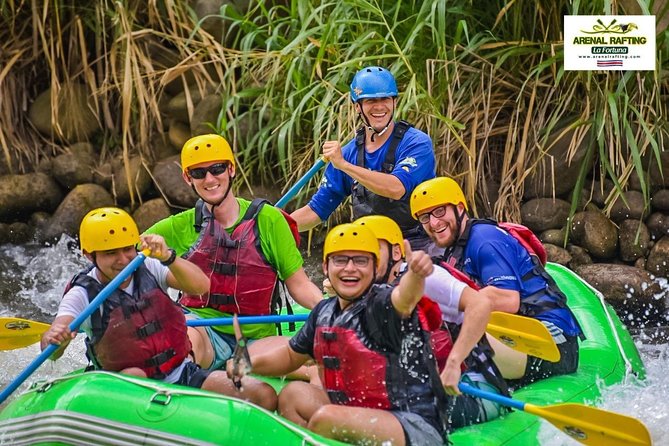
[
  {"xmin": 443, "ymin": 219, "xmax": 584, "ymax": 338},
  {"xmin": 179, "ymin": 199, "xmax": 298, "ymax": 318},
  {"xmin": 351, "ymin": 121, "xmax": 425, "ymax": 238},
  {"xmin": 67, "ymin": 265, "xmax": 191, "ymax": 378},
  {"xmin": 312, "ymin": 286, "xmax": 449, "ymax": 436}
]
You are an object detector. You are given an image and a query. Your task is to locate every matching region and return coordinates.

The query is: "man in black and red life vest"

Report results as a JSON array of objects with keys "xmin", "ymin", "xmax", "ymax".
[
  {"xmin": 144, "ymin": 134, "xmax": 323, "ymax": 371},
  {"xmin": 410, "ymin": 177, "xmax": 583, "ymax": 386},
  {"xmin": 41, "ymin": 207, "xmax": 277, "ymax": 411},
  {"xmin": 230, "ymin": 223, "xmax": 449, "ymax": 445},
  {"xmin": 291, "ymin": 66, "xmax": 440, "ymax": 255},
  {"xmin": 352, "ymin": 215, "xmax": 510, "ymax": 428}
]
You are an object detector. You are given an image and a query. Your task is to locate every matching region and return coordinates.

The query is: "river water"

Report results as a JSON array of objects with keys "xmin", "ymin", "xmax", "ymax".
[{"xmin": 0, "ymin": 237, "xmax": 667, "ymax": 445}]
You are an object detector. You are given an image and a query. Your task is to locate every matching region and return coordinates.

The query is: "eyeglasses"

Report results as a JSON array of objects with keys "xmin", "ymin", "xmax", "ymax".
[
  {"xmin": 329, "ymin": 255, "xmax": 372, "ymax": 268},
  {"xmin": 417, "ymin": 205, "xmax": 448, "ymax": 224},
  {"xmin": 188, "ymin": 163, "xmax": 230, "ymax": 180}
]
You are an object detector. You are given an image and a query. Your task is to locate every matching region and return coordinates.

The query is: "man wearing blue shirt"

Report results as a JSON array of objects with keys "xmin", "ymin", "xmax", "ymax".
[
  {"xmin": 410, "ymin": 177, "xmax": 583, "ymax": 387},
  {"xmin": 291, "ymin": 66, "xmax": 438, "ymax": 253}
]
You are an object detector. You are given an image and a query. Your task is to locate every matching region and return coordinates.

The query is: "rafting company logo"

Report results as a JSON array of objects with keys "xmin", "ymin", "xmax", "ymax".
[
  {"xmin": 563, "ymin": 425, "xmax": 587, "ymax": 441},
  {"xmin": 5, "ymin": 321, "xmax": 30, "ymax": 330},
  {"xmin": 564, "ymin": 15, "xmax": 656, "ymax": 71}
]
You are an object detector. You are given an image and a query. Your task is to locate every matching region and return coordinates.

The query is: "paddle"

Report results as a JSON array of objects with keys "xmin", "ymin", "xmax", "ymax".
[
  {"xmin": 486, "ymin": 311, "xmax": 561, "ymax": 362},
  {"xmin": 185, "ymin": 312, "xmax": 560, "ymax": 362},
  {"xmin": 275, "ymin": 157, "xmax": 326, "ymax": 209},
  {"xmin": 230, "ymin": 314, "xmax": 251, "ymax": 390},
  {"xmin": 0, "ymin": 249, "xmax": 150, "ymax": 405},
  {"xmin": 458, "ymin": 383, "xmax": 652, "ymax": 446},
  {"xmin": 0, "ymin": 317, "xmax": 51, "ymax": 351}
]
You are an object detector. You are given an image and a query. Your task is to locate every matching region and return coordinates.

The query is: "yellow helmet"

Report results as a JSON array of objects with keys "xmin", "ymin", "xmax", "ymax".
[
  {"xmin": 354, "ymin": 215, "xmax": 405, "ymax": 256},
  {"xmin": 410, "ymin": 177, "xmax": 468, "ymax": 218},
  {"xmin": 180, "ymin": 134, "xmax": 235, "ymax": 172},
  {"xmin": 323, "ymin": 223, "xmax": 380, "ymax": 262},
  {"xmin": 79, "ymin": 207, "xmax": 140, "ymax": 253}
]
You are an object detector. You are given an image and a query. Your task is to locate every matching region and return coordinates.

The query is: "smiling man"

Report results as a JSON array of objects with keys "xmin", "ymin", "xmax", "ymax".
[
  {"xmin": 291, "ymin": 66, "xmax": 438, "ymax": 253},
  {"xmin": 145, "ymin": 134, "xmax": 323, "ymax": 370},
  {"xmin": 233, "ymin": 223, "xmax": 449, "ymax": 445}
]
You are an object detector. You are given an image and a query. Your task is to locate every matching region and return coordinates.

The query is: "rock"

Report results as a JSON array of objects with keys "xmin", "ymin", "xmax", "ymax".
[
  {"xmin": 166, "ymin": 89, "xmax": 205, "ymax": 123},
  {"xmin": 133, "ymin": 199, "xmax": 172, "ymax": 233},
  {"xmin": 28, "ymin": 84, "xmax": 100, "ymax": 142},
  {"xmin": 190, "ymin": 94, "xmax": 223, "ymax": 136},
  {"xmin": 6, "ymin": 222, "xmax": 33, "ymax": 244},
  {"xmin": 93, "ymin": 162, "xmax": 113, "ymax": 190},
  {"xmin": 646, "ymin": 236, "xmax": 669, "ymax": 278},
  {"xmin": 151, "ymin": 132, "xmax": 180, "ymax": 162},
  {"xmin": 651, "ymin": 189, "xmax": 669, "ymax": 212},
  {"xmin": 521, "ymin": 198, "xmax": 571, "ymax": 232},
  {"xmin": 0, "ymin": 173, "xmax": 63, "ymax": 222},
  {"xmin": 618, "ymin": 219, "xmax": 650, "ymax": 262},
  {"xmin": 570, "ymin": 211, "xmax": 618, "ymax": 259},
  {"xmin": 51, "ymin": 153, "xmax": 95, "ymax": 189},
  {"xmin": 585, "ymin": 179, "xmax": 614, "ymax": 208},
  {"xmin": 151, "ymin": 156, "xmax": 198, "ymax": 207},
  {"xmin": 540, "ymin": 228, "xmax": 568, "ymax": 247},
  {"xmin": 573, "ymin": 263, "xmax": 666, "ymax": 327},
  {"xmin": 609, "ymin": 190, "xmax": 649, "ymax": 223},
  {"xmin": 646, "ymin": 212, "xmax": 669, "ymax": 240},
  {"xmin": 544, "ymin": 243, "xmax": 571, "ymax": 265},
  {"xmin": 567, "ymin": 244, "xmax": 593, "ymax": 268},
  {"xmin": 168, "ymin": 119, "xmax": 192, "ymax": 153},
  {"xmin": 39, "ymin": 184, "xmax": 114, "ymax": 243},
  {"xmin": 523, "ymin": 125, "xmax": 593, "ymax": 199},
  {"xmin": 112, "ymin": 156, "xmax": 152, "ymax": 205}
]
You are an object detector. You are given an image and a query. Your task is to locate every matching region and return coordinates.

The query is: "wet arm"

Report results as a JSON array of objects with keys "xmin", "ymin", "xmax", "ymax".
[
  {"xmin": 291, "ymin": 205, "xmax": 322, "ymax": 232},
  {"xmin": 284, "ymin": 268, "xmax": 323, "ymax": 310},
  {"xmin": 480, "ymin": 286, "xmax": 520, "ymax": 313},
  {"xmin": 40, "ymin": 315, "xmax": 75, "ymax": 360}
]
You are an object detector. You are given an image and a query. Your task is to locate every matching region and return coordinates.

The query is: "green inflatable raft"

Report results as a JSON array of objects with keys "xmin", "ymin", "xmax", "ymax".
[{"xmin": 0, "ymin": 263, "xmax": 645, "ymax": 445}]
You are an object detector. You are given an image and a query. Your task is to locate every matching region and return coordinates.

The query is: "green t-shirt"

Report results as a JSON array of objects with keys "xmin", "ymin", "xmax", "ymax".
[{"xmin": 144, "ymin": 197, "xmax": 303, "ymax": 339}]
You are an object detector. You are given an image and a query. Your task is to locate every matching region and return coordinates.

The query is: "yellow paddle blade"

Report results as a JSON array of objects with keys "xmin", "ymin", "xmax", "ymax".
[
  {"xmin": 486, "ymin": 311, "xmax": 561, "ymax": 362},
  {"xmin": 525, "ymin": 402, "xmax": 652, "ymax": 446},
  {"xmin": 0, "ymin": 317, "xmax": 50, "ymax": 351}
]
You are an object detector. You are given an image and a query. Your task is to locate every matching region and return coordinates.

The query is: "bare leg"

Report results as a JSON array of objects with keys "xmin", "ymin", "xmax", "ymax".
[
  {"xmin": 201, "ymin": 371, "xmax": 278, "ymax": 411},
  {"xmin": 187, "ymin": 326, "xmax": 214, "ymax": 369},
  {"xmin": 486, "ymin": 333, "xmax": 528, "ymax": 379},
  {"xmin": 278, "ymin": 381, "xmax": 330, "ymax": 427},
  {"xmin": 309, "ymin": 405, "xmax": 406, "ymax": 446},
  {"xmin": 119, "ymin": 367, "xmax": 147, "ymax": 378}
]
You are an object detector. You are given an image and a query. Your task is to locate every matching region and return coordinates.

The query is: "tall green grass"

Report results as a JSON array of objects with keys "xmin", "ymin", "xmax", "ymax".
[{"xmin": 0, "ymin": 0, "xmax": 666, "ymax": 219}]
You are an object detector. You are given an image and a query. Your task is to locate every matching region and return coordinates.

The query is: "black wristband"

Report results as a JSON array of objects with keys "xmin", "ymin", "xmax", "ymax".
[{"xmin": 160, "ymin": 248, "xmax": 177, "ymax": 266}]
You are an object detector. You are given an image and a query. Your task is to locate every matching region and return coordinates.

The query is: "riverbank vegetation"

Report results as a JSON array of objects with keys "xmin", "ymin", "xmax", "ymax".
[{"xmin": 0, "ymin": 0, "xmax": 667, "ymax": 219}]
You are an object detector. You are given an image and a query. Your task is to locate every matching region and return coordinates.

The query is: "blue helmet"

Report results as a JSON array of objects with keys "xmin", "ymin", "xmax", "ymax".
[{"xmin": 349, "ymin": 66, "xmax": 398, "ymax": 103}]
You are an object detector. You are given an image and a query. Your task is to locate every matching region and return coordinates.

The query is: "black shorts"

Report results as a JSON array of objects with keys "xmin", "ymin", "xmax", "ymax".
[
  {"xmin": 508, "ymin": 333, "xmax": 579, "ymax": 388},
  {"xmin": 174, "ymin": 361, "xmax": 211, "ymax": 389}
]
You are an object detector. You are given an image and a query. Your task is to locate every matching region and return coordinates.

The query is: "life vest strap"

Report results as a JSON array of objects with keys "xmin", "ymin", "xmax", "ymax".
[
  {"xmin": 327, "ymin": 390, "xmax": 349, "ymax": 404},
  {"xmin": 136, "ymin": 320, "xmax": 161, "ymax": 339},
  {"xmin": 145, "ymin": 348, "xmax": 176, "ymax": 368},
  {"xmin": 209, "ymin": 293, "xmax": 236, "ymax": 306},
  {"xmin": 213, "ymin": 263, "xmax": 237, "ymax": 275},
  {"xmin": 322, "ymin": 356, "xmax": 341, "ymax": 369}
]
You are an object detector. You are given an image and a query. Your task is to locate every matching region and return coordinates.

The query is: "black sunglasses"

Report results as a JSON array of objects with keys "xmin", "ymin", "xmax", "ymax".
[{"xmin": 188, "ymin": 162, "xmax": 230, "ymax": 180}]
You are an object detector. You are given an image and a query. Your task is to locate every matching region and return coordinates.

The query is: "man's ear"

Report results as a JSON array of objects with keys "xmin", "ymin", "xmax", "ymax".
[
  {"xmin": 392, "ymin": 244, "xmax": 403, "ymax": 262},
  {"xmin": 322, "ymin": 261, "xmax": 328, "ymax": 276},
  {"xmin": 228, "ymin": 163, "xmax": 236, "ymax": 180},
  {"xmin": 182, "ymin": 170, "xmax": 192, "ymax": 186},
  {"xmin": 82, "ymin": 251, "xmax": 94, "ymax": 262}
]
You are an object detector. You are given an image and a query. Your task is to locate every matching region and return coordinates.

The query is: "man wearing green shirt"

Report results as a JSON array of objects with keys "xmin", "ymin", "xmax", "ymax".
[{"xmin": 145, "ymin": 134, "xmax": 322, "ymax": 370}]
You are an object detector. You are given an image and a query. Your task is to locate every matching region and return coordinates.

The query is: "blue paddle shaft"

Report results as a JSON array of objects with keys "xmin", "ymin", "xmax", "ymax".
[
  {"xmin": 187, "ymin": 314, "xmax": 309, "ymax": 327},
  {"xmin": 0, "ymin": 252, "xmax": 148, "ymax": 405},
  {"xmin": 458, "ymin": 382, "xmax": 526, "ymax": 411},
  {"xmin": 275, "ymin": 158, "xmax": 326, "ymax": 209}
]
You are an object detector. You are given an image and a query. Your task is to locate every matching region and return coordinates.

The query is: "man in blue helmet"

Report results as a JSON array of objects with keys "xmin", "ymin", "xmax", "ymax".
[{"xmin": 291, "ymin": 66, "xmax": 438, "ymax": 253}]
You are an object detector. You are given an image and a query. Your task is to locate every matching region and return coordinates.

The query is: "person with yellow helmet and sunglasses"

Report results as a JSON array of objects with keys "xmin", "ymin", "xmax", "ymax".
[
  {"xmin": 41, "ymin": 207, "xmax": 277, "ymax": 410},
  {"xmin": 144, "ymin": 134, "xmax": 323, "ymax": 372},
  {"xmin": 229, "ymin": 223, "xmax": 450, "ymax": 445},
  {"xmin": 410, "ymin": 177, "xmax": 582, "ymax": 387}
]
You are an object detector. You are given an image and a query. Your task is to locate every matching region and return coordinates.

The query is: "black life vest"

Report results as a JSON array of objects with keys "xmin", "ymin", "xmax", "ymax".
[
  {"xmin": 351, "ymin": 121, "xmax": 424, "ymax": 238},
  {"xmin": 312, "ymin": 286, "xmax": 449, "ymax": 438}
]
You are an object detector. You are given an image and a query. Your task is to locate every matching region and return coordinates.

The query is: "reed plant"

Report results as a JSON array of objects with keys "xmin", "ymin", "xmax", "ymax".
[{"xmin": 0, "ymin": 0, "xmax": 666, "ymax": 220}]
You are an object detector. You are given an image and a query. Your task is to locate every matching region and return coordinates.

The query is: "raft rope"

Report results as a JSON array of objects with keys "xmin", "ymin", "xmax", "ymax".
[
  {"xmin": 550, "ymin": 263, "xmax": 636, "ymax": 379},
  {"xmin": 28, "ymin": 371, "xmax": 328, "ymax": 446}
]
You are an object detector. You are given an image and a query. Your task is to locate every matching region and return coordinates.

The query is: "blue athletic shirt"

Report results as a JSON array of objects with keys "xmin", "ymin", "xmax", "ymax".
[
  {"xmin": 307, "ymin": 126, "xmax": 436, "ymax": 221},
  {"xmin": 463, "ymin": 224, "xmax": 582, "ymax": 336}
]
